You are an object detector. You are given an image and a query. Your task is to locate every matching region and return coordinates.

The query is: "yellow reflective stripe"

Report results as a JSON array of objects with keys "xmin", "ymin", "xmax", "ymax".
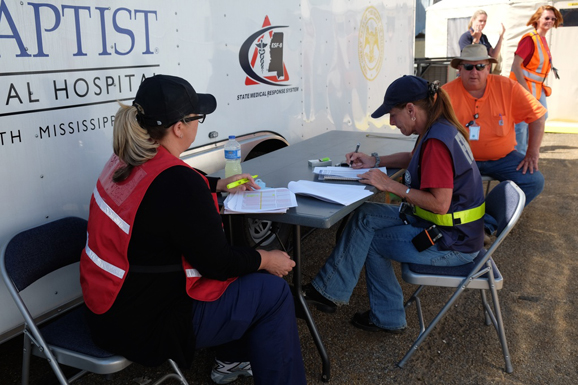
[{"xmin": 414, "ymin": 202, "xmax": 485, "ymax": 226}]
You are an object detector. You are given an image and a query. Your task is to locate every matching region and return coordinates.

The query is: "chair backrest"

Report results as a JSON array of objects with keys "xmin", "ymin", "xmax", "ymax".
[
  {"xmin": 485, "ymin": 180, "xmax": 526, "ymax": 238},
  {"xmin": 1, "ymin": 217, "xmax": 87, "ymax": 291}
]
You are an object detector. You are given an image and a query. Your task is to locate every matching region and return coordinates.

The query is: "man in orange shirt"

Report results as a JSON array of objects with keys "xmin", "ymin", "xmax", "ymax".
[{"xmin": 442, "ymin": 44, "xmax": 546, "ymax": 234}]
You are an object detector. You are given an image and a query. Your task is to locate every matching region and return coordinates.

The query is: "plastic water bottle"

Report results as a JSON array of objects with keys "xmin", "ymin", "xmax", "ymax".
[{"xmin": 224, "ymin": 135, "xmax": 242, "ymax": 177}]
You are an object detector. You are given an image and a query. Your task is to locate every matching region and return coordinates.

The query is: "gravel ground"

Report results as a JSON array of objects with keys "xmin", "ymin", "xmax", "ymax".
[{"xmin": 1, "ymin": 133, "xmax": 577, "ymax": 384}]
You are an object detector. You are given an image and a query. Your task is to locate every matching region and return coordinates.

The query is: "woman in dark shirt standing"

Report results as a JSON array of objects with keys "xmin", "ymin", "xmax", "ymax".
[
  {"xmin": 80, "ymin": 74, "xmax": 306, "ymax": 385},
  {"xmin": 458, "ymin": 10, "xmax": 505, "ymax": 60}
]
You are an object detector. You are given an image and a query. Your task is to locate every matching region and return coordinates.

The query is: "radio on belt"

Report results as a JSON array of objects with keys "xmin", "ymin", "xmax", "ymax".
[{"xmin": 308, "ymin": 157, "xmax": 332, "ymax": 167}]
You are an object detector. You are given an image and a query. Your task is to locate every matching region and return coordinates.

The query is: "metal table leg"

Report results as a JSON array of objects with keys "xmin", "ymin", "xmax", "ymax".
[{"xmin": 292, "ymin": 225, "xmax": 331, "ymax": 382}]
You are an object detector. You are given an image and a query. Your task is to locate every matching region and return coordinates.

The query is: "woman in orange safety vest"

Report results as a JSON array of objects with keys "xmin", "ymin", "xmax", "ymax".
[{"xmin": 510, "ymin": 5, "xmax": 563, "ymax": 155}]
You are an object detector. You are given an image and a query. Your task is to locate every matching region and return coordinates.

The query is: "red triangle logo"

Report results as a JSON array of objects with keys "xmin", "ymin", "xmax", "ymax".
[{"xmin": 244, "ymin": 16, "xmax": 290, "ymax": 86}]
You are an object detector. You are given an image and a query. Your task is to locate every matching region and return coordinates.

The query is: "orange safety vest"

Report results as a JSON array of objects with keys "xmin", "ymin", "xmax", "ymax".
[
  {"xmin": 510, "ymin": 30, "xmax": 552, "ymax": 99},
  {"xmin": 80, "ymin": 146, "xmax": 235, "ymax": 314}
]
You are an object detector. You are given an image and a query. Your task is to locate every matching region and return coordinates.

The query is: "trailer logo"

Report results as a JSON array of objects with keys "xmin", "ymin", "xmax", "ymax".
[
  {"xmin": 358, "ymin": 7, "xmax": 384, "ymax": 81},
  {"xmin": 239, "ymin": 16, "xmax": 291, "ymax": 87}
]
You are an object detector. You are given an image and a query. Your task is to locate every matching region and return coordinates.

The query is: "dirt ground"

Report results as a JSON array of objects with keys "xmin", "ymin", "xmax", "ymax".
[{"xmin": 1, "ymin": 132, "xmax": 577, "ymax": 384}]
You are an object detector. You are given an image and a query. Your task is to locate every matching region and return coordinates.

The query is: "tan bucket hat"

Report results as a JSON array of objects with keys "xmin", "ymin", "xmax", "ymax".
[{"xmin": 450, "ymin": 44, "xmax": 498, "ymax": 69}]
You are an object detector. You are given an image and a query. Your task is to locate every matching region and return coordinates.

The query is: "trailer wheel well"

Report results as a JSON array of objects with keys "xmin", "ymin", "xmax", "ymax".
[{"xmin": 245, "ymin": 139, "xmax": 288, "ymax": 161}]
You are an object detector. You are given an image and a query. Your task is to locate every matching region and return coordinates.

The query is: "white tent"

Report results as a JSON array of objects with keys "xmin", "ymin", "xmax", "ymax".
[{"xmin": 425, "ymin": 0, "xmax": 578, "ymax": 130}]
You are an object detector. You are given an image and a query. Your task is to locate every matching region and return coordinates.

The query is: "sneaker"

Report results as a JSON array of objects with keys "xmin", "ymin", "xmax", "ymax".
[
  {"xmin": 351, "ymin": 311, "xmax": 405, "ymax": 334},
  {"xmin": 302, "ymin": 283, "xmax": 337, "ymax": 313},
  {"xmin": 211, "ymin": 359, "xmax": 253, "ymax": 384}
]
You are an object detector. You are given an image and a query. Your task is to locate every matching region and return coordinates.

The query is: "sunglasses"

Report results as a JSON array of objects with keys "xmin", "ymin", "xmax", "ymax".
[
  {"xmin": 461, "ymin": 63, "xmax": 488, "ymax": 71},
  {"xmin": 543, "ymin": 17, "xmax": 557, "ymax": 21}
]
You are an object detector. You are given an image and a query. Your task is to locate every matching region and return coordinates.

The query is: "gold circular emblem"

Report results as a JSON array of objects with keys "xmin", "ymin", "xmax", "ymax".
[{"xmin": 358, "ymin": 6, "xmax": 384, "ymax": 81}]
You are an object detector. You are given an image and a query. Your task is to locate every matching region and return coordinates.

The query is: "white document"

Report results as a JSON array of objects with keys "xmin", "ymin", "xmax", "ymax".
[
  {"xmin": 224, "ymin": 188, "xmax": 298, "ymax": 214},
  {"xmin": 313, "ymin": 166, "xmax": 388, "ymax": 180},
  {"xmin": 288, "ymin": 180, "xmax": 373, "ymax": 206}
]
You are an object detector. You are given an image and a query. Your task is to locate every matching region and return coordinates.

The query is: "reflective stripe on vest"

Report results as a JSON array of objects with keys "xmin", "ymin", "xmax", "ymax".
[
  {"xmin": 510, "ymin": 30, "xmax": 551, "ymax": 99},
  {"xmin": 84, "ymin": 236, "xmax": 126, "ymax": 279},
  {"xmin": 93, "ymin": 186, "xmax": 130, "ymax": 234},
  {"xmin": 185, "ymin": 268, "xmax": 202, "ymax": 278},
  {"xmin": 414, "ymin": 202, "xmax": 485, "ymax": 227}
]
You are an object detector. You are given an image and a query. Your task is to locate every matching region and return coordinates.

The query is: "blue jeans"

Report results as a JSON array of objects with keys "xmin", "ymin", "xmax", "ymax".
[
  {"xmin": 515, "ymin": 91, "xmax": 548, "ymax": 156},
  {"xmin": 311, "ymin": 203, "xmax": 478, "ymax": 330},
  {"xmin": 477, "ymin": 150, "xmax": 544, "ymax": 233},
  {"xmin": 193, "ymin": 273, "xmax": 306, "ymax": 385}
]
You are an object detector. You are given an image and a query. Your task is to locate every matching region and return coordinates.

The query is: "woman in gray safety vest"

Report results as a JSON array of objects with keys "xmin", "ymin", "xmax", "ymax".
[{"xmin": 302, "ymin": 75, "xmax": 485, "ymax": 333}]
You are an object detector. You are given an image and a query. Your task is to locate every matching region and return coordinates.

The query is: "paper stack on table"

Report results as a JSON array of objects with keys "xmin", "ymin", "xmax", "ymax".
[
  {"xmin": 224, "ymin": 188, "xmax": 298, "ymax": 214},
  {"xmin": 288, "ymin": 180, "xmax": 373, "ymax": 206},
  {"xmin": 313, "ymin": 166, "xmax": 388, "ymax": 180}
]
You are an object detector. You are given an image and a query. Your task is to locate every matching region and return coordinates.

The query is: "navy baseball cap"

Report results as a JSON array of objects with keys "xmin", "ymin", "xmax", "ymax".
[
  {"xmin": 371, "ymin": 75, "xmax": 429, "ymax": 118},
  {"xmin": 133, "ymin": 74, "xmax": 217, "ymax": 128}
]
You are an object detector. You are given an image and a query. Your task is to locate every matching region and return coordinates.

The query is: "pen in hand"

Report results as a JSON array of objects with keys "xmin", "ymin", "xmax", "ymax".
[
  {"xmin": 350, "ymin": 142, "xmax": 360, "ymax": 166},
  {"xmin": 227, "ymin": 175, "xmax": 258, "ymax": 189}
]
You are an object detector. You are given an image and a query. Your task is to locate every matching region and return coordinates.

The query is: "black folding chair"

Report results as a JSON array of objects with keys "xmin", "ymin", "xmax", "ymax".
[
  {"xmin": 399, "ymin": 181, "xmax": 525, "ymax": 373},
  {"xmin": 0, "ymin": 217, "xmax": 188, "ymax": 384}
]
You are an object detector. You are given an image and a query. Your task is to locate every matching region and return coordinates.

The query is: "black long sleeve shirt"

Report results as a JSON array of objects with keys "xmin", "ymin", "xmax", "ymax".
[{"xmin": 86, "ymin": 166, "xmax": 260, "ymax": 368}]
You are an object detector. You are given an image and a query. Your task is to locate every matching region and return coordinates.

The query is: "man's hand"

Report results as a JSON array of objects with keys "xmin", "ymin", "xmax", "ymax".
[{"xmin": 516, "ymin": 150, "xmax": 540, "ymax": 174}]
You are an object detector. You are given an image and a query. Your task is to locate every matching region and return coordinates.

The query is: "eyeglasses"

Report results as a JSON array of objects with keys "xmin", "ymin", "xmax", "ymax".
[
  {"xmin": 166, "ymin": 114, "xmax": 206, "ymax": 128},
  {"xmin": 461, "ymin": 63, "xmax": 488, "ymax": 71},
  {"xmin": 543, "ymin": 17, "xmax": 557, "ymax": 21},
  {"xmin": 183, "ymin": 114, "xmax": 206, "ymax": 124}
]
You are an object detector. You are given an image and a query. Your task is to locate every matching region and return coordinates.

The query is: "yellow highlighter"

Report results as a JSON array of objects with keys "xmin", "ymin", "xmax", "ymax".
[{"xmin": 227, "ymin": 175, "xmax": 258, "ymax": 189}]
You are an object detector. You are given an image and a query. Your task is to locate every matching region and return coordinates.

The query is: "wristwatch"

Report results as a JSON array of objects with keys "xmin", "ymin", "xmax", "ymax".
[{"xmin": 371, "ymin": 152, "xmax": 380, "ymax": 168}]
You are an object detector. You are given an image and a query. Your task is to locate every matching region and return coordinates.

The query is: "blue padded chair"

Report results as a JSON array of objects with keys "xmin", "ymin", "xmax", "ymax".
[
  {"xmin": 398, "ymin": 181, "xmax": 525, "ymax": 373},
  {"xmin": 0, "ymin": 217, "xmax": 189, "ymax": 385}
]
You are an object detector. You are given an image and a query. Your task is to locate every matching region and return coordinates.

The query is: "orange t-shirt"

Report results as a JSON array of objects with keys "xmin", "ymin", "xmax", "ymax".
[{"xmin": 442, "ymin": 75, "xmax": 546, "ymax": 161}]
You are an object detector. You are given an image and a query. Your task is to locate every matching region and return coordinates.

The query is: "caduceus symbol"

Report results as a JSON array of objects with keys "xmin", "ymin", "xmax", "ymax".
[{"xmin": 255, "ymin": 41, "xmax": 268, "ymax": 74}]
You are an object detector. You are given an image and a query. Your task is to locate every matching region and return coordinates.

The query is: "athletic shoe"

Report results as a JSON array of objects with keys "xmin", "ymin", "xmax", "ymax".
[
  {"xmin": 210, "ymin": 359, "xmax": 253, "ymax": 384},
  {"xmin": 351, "ymin": 311, "xmax": 406, "ymax": 334}
]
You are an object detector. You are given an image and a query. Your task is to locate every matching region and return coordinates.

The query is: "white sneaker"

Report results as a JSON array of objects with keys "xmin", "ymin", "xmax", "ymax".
[{"xmin": 210, "ymin": 359, "xmax": 253, "ymax": 384}]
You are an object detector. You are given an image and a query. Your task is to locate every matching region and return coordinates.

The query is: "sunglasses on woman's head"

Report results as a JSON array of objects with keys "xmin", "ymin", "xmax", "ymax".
[{"xmin": 461, "ymin": 63, "xmax": 487, "ymax": 71}]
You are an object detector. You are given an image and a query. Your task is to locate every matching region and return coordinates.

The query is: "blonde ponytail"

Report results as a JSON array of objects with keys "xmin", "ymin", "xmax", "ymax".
[{"xmin": 112, "ymin": 103, "xmax": 160, "ymax": 183}]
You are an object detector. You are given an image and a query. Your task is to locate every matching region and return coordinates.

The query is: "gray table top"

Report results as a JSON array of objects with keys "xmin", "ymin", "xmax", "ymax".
[{"xmin": 211, "ymin": 130, "xmax": 416, "ymax": 228}]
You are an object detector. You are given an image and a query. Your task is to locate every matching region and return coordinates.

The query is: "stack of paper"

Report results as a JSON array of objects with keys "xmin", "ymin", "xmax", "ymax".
[
  {"xmin": 223, "ymin": 188, "xmax": 298, "ymax": 214},
  {"xmin": 313, "ymin": 166, "xmax": 388, "ymax": 180},
  {"xmin": 288, "ymin": 180, "xmax": 373, "ymax": 206}
]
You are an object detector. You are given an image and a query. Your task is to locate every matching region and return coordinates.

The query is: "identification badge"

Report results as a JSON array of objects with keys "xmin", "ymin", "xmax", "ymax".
[{"xmin": 469, "ymin": 125, "xmax": 480, "ymax": 141}]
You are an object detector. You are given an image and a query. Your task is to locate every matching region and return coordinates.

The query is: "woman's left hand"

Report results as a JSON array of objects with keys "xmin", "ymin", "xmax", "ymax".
[
  {"xmin": 357, "ymin": 168, "xmax": 393, "ymax": 191},
  {"xmin": 217, "ymin": 173, "xmax": 260, "ymax": 193}
]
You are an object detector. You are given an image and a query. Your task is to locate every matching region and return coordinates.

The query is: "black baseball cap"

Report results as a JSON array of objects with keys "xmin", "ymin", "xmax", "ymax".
[
  {"xmin": 133, "ymin": 74, "xmax": 217, "ymax": 128},
  {"xmin": 371, "ymin": 75, "xmax": 429, "ymax": 118}
]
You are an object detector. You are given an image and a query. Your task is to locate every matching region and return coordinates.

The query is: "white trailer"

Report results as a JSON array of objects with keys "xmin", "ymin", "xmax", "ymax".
[
  {"xmin": 0, "ymin": 0, "xmax": 415, "ymax": 343},
  {"xmin": 424, "ymin": 0, "xmax": 578, "ymax": 132}
]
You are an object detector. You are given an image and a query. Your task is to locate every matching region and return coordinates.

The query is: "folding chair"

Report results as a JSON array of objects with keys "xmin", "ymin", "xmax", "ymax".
[
  {"xmin": 398, "ymin": 180, "xmax": 525, "ymax": 373},
  {"xmin": 0, "ymin": 217, "xmax": 189, "ymax": 385}
]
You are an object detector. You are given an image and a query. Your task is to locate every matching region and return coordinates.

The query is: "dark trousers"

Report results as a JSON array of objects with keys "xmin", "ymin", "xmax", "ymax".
[{"xmin": 192, "ymin": 273, "xmax": 306, "ymax": 385}]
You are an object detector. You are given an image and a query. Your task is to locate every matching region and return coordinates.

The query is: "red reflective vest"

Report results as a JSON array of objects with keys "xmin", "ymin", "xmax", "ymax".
[
  {"xmin": 510, "ymin": 30, "xmax": 552, "ymax": 99},
  {"xmin": 80, "ymin": 146, "xmax": 236, "ymax": 314}
]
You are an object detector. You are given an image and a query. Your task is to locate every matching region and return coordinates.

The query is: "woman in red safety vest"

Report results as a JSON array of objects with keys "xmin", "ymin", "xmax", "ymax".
[
  {"xmin": 80, "ymin": 74, "xmax": 306, "ymax": 385},
  {"xmin": 510, "ymin": 5, "xmax": 563, "ymax": 156}
]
